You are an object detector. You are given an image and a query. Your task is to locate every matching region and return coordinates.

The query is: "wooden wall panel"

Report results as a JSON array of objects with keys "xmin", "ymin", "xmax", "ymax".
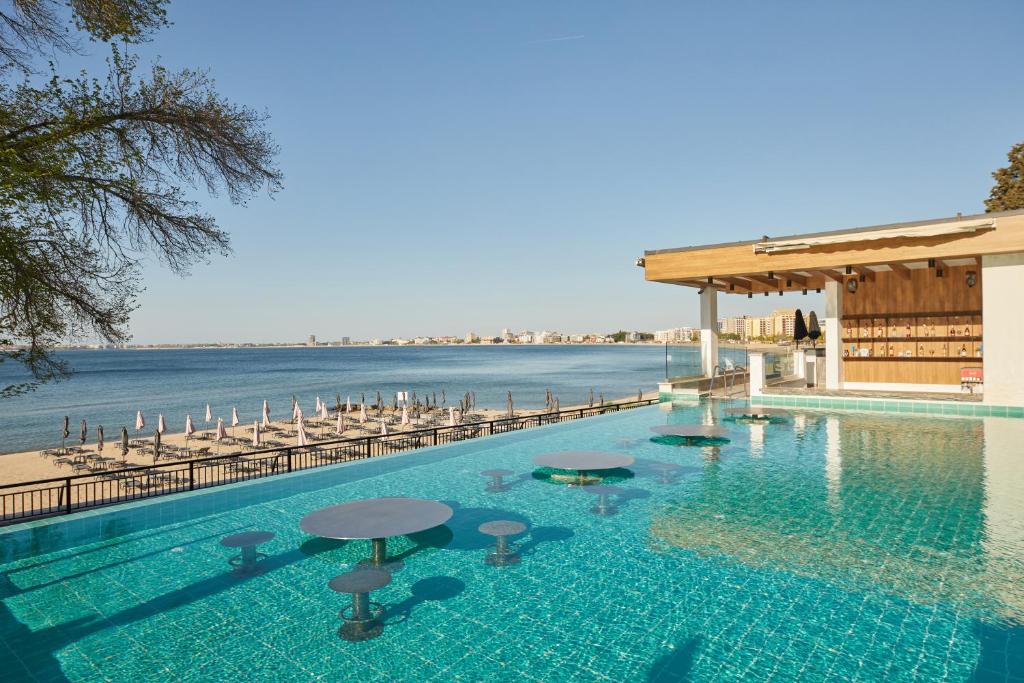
[
  {"xmin": 843, "ymin": 264, "xmax": 981, "ymax": 315},
  {"xmin": 841, "ymin": 264, "xmax": 983, "ymax": 386}
]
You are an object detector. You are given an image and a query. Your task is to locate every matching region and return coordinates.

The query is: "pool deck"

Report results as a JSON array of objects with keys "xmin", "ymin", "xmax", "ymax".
[{"xmin": 764, "ymin": 381, "xmax": 984, "ymax": 403}]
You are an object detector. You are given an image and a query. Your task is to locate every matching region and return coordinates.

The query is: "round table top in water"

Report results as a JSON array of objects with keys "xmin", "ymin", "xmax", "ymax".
[
  {"xmin": 478, "ymin": 520, "xmax": 527, "ymax": 537},
  {"xmin": 532, "ymin": 451, "xmax": 634, "ymax": 471},
  {"xmin": 725, "ymin": 407, "xmax": 789, "ymax": 418},
  {"xmin": 328, "ymin": 568, "xmax": 392, "ymax": 594},
  {"xmin": 650, "ymin": 425, "xmax": 729, "ymax": 438},
  {"xmin": 300, "ymin": 497, "xmax": 453, "ymax": 540},
  {"xmin": 219, "ymin": 530, "xmax": 275, "ymax": 548}
]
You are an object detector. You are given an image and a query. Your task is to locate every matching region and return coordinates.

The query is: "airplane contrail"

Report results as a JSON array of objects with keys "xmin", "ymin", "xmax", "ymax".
[{"xmin": 533, "ymin": 34, "xmax": 585, "ymax": 43}]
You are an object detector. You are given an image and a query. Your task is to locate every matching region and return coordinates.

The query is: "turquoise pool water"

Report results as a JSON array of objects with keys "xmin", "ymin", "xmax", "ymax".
[{"xmin": 1, "ymin": 401, "xmax": 1023, "ymax": 681}]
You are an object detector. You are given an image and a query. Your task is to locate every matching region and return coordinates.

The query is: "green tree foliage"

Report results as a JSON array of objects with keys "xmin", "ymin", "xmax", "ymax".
[
  {"xmin": 985, "ymin": 142, "xmax": 1024, "ymax": 213},
  {"xmin": 0, "ymin": 0, "xmax": 282, "ymax": 396}
]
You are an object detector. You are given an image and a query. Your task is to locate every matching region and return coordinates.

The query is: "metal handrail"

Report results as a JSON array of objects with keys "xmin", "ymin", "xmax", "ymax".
[{"xmin": 0, "ymin": 397, "xmax": 661, "ymax": 524}]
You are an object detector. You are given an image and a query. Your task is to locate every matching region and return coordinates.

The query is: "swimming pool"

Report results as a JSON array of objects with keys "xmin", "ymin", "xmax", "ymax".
[{"xmin": 1, "ymin": 401, "xmax": 1022, "ymax": 681}]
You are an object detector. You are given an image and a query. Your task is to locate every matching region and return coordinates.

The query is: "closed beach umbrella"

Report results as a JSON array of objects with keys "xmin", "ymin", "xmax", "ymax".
[
  {"xmin": 96, "ymin": 425, "xmax": 104, "ymax": 453},
  {"xmin": 588, "ymin": 388, "xmax": 594, "ymax": 408},
  {"xmin": 599, "ymin": 393, "xmax": 604, "ymax": 406},
  {"xmin": 135, "ymin": 410, "xmax": 145, "ymax": 433},
  {"xmin": 506, "ymin": 391, "xmax": 513, "ymax": 418},
  {"xmin": 554, "ymin": 397, "xmax": 560, "ymax": 412},
  {"xmin": 359, "ymin": 403, "xmax": 367, "ymax": 423},
  {"xmin": 62, "ymin": 416, "xmax": 70, "ymax": 450},
  {"xmin": 252, "ymin": 421, "xmax": 261, "ymax": 448},
  {"xmin": 448, "ymin": 406, "xmax": 456, "ymax": 426},
  {"xmin": 808, "ymin": 311, "xmax": 821, "ymax": 348},
  {"xmin": 793, "ymin": 309, "xmax": 808, "ymax": 348},
  {"xmin": 315, "ymin": 396, "xmax": 322, "ymax": 414},
  {"xmin": 79, "ymin": 419, "xmax": 87, "ymax": 445},
  {"xmin": 262, "ymin": 400, "xmax": 271, "ymax": 428},
  {"xmin": 320, "ymin": 402, "xmax": 329, "ymax": 420},
  {"xmin": 401, "ymin": 405, "xmax": 410, "ymax": 425},
  {"xmin": 204, "ymin": 403, "xmax": 212, "ymax": 424},
  {"xmin": 157, "ymin": 414, "xmax": 166, "ymax": 434},
  {"xmin": 441, "ymin": 389, "xmax": 446, "ymax": 407},
  {"xmin": 214, "ymin": 418, "xmax": 226, "ymax": 453},
  {"xmin": 231, "ymin": 407, "xmax": 240, "ymax": 428},
  {"xmin": 120, "ymin": 427, "xmax": 129, "ymax": 461},
  {"xmin": 296, "ymin": 415, "xmax": 308, "ymax": 447},
  {"xmin": 380, "ymin": 420, "xmax": 388, "ymax": 436},
  {"xmin": 292, "ymin": 400, "xmax": 301, "ymax": 421},
  {"xmin": 153, "ymin": 428, "xmax": 161, "ymax": 463},
  {"xmin": 335, "ymin": 393, "xmax": 342, "ymax": 412},
  {"xmin": 185, "ymin": 414, "xmax": 195, "ymax": 449},
  {"xmin": 346, "ymin": 396, "xmax": 352, "ymax": 413},
  {"xmin": 336, "ymin": 412, "xmax": 344, "ymax": 435}
]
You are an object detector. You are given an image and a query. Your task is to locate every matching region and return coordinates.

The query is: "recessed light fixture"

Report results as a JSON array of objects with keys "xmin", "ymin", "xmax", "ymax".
[
  {"xmin": 779, "ymin": 291, "xmax": 783, "ymax": 296},
  {"xmin": 747, "ymin": 292, "xmax": 752, "ymax": 299},
  {"xmin": 845, "ymin": 266, "xmax": 852, "ymax": 275},
  {"xmin": 802, "ymin": 289, "xmax": 808, "ymax": 295},
  {"xmin": 816, "ymin": 288, "xmax": 821, "ymax": 293}
]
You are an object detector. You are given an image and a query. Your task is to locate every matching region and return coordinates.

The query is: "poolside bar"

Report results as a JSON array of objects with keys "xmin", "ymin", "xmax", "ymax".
[{"xmin": 641, "ymin": 209, "xmax": 1024, "ymax": 407}]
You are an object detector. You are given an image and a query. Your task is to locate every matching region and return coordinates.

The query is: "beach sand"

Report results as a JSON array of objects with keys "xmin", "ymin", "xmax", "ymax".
[{"xmin": 0, "ymin": 391, "xmax": 658, "ymax": 487}]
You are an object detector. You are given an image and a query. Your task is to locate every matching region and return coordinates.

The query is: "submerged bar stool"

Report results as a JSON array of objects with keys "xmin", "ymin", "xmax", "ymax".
[
  {"xmin": 585, "ymin": 485, "xmax": 623, "ymax": 516},
  {"xmin": 650, "ymin": 462, "xmax": 683, "ymax": 484},
  {"xmin": 480, "ymin": 469, "xmax": 514, "ymax": 492},
  {"xmin": 329, "ymin": 569, "xmax": 391, "ymax": 642},
  {"xmin": 478, "ymin": 520, "xmax": 526, "ymax": 566},
  {"xmin": 220, "ymin": 531, "xmax": 275, "ymax": 575}
]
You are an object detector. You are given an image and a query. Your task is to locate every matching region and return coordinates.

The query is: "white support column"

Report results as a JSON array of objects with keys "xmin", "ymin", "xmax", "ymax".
[
  {"xmin": 824, "ymin": 281, "xmax": 843, "ymax": 390},
  {"xmin": 748, "ymin": 351, "xmax": 766, "ymax": 396},
  {"xmin": 792, "ymin": 349, "xmax": 806, "ymax": 380},
  {"xmin": 982, "ymin": 253, "xmax": 1024, "ymax": 406},
  {"xmin": 699, "ymin": 288, "xmax": 719, "ymax": 377}
]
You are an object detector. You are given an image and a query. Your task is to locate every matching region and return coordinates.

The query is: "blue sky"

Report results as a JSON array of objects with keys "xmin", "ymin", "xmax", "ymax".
[{"xmin": 59, "ymin": 1, "xmax": 1024, "ymax": 342}]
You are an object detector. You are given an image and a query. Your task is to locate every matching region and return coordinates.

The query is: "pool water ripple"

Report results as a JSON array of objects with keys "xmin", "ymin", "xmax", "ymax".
[{"xmin": 1, "ymin": 401, "xmax": 1023, "ymax": 681}]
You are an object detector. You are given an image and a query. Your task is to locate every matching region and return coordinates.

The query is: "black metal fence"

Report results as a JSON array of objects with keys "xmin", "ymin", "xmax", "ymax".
[{"xmin": 0, "ymin": 398, "xmax": 660, "ymax": 525}]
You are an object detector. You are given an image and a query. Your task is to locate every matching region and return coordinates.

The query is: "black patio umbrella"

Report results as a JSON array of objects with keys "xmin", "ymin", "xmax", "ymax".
[
  {"xmin": 97, "ymin": 425, "xmax": 104, "ymax": 453},
  {"xmin": 79, "ymin": 419, "xmax": 87, "ymax": 446},
  {"xmin": 62, "ymin": 416, "xmax": 70, "ymax": 451},
  {"xmin": 153, "ymin": 428, "xmax": 161, "ymax": 463},
  {"xmin": 120, "ymin": 427, "xmax": 129, "ymax": 461},
  {"xmin": 808, "ymin": 311, "xmax": 821, "ymax": 348},
  {"xmin": 441, "ymin": 389, "xmax": 446, "ymax": 407},
  {"xmin": 599, "ymin": 393, "xmax": 604, "ymax": 406},
  {"xmin": 794, "ymin": 309, "xmax": 809, "ymax": 348}
]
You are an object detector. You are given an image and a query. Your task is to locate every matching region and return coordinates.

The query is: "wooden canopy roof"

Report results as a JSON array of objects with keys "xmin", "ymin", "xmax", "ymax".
[{"xmin": 641, "ymin": 210, "xmax": 1024, "ymax": 294}]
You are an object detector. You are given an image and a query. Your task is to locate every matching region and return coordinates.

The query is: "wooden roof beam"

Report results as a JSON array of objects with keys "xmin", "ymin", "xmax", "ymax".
[
  {"xmin": 716, "ymin": 277, "xmax": 754, "ymax": 292},
  {"xmin": 887, "ymin": 262, "xmax": 912, "ymax": 280},
  {"xmin": 808, "ymin": 269, "xmax": 845, "ymax": 283},
  {"xmin": 850, "ymin": 265, "xmax": 875, "ymax": 281},
  {"xmin": 774, "ymin": 271, "xmax": 808, "ymax": 286},
  {"xmin": 745, "ymin": 274, "xmax": 782, "ymax": 288}
]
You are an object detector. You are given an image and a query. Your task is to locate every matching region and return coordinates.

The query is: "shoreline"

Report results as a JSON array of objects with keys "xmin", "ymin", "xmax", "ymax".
[{"xmin": 0, "ymin": 391, "xmax": 659, "ymax": 486}]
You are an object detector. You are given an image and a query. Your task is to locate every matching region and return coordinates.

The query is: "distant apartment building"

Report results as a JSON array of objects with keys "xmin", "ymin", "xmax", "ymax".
[
  {"xmin": 465, "ymin": 331, "xmax": 478, "ymax": 343},
  {"xmin": 654, "ymin": 327, "xmax": 696, "ymax": 343},
  {"xmin": 340, "ymin": 337, "xmax": 351, "ymax": 346},
  {"xmin": 516, "ymin": 331, "xmax": 534, "ymax": 344},
  {"xmin": 307, "ymin": 335, "xmax": 317, "ymax": 347}
]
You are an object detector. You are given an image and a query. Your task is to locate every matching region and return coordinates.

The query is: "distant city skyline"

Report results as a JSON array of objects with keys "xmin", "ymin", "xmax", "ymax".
[{"xmin": 51, "ymin": 1, "xmax": 1023, "ymax": 344}]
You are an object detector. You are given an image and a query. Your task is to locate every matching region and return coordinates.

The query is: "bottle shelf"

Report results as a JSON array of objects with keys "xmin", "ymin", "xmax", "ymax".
[
  {"xmin": 841, "ymin": 336, "xmax": 982, "ymax": 343},
  {"xmin": 843, "ymin": 356, "xmax": 981, "ymax": 362}
]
